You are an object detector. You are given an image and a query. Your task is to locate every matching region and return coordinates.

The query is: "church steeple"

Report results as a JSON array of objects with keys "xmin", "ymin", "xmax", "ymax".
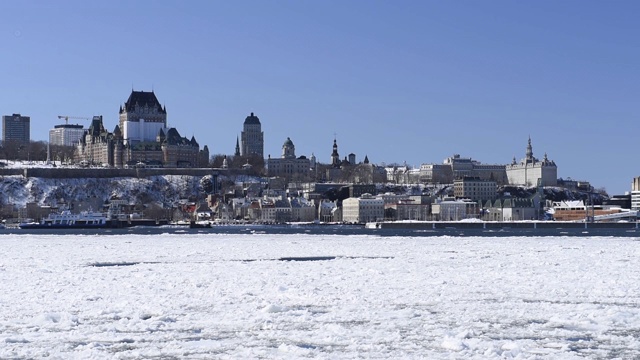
[
  {"xmin": 525, "ymin": 136, "xmax": 534, "ymax": 163},
  {"xmin": 235, "ymin": 136, "xmax": 241, "ymax": 157},
  {"xmin": 331, "ymin": 138, "xmax": 340, "ymax": 167}
]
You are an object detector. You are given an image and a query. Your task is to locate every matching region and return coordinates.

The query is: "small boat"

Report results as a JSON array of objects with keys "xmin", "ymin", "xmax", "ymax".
[
  {"xmin": 19, "ymin": 210, "xmax": 109, "ymax": 229},
  {"xmin": 189, "ymin": 220, "xmax": 212, "ymax": 229}
]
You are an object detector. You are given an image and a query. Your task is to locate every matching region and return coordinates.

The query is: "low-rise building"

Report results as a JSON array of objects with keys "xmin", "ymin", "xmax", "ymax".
[
  {"xmin": 550, "ymin": 200, "xmax": 635, "ymax": 222},
  {"xmin": 394, "ymin": 197, "xmax": 431, "ymax": 221},
  {"xmin": 432, "ymin": 198, "xmax": 475, "ymax": 221},
  {"xmin": 342, "ymin": 193, "xmax": 384, "ymax": 224},
  {"xmin": 290, "ymin": 197, "xmax": 315, "ymax": 222},
  {"xmin": 480, "ymin": 198, "xmax": 537, "ymax": 221},
  {"xmin": 318, "ymin": 200, "xmax": 337, "ymax": 222}
]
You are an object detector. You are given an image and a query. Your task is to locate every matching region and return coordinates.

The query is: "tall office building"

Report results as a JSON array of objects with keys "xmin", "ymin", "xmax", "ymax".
[
  {"xmin": 2, "ymin": 113, "xmax": 30, "ymax": 144},
  {"xmin": 240, "ymin": 112, "xmax": 264, "ymax": 157},
  {"xmin": 49, "ymin": 124, "xmax": 85, "ymax": 146}
]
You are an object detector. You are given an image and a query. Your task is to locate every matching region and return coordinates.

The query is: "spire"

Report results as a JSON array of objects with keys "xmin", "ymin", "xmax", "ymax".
[
  {"xmin": 364, "ymin": 155, "xmax": 369, "ymax": 164},
  {"xmin": 235, "ymin": 136, "xmax": 241, "ymax": 157},
  {"xmin": 526, "ymin": 136, "xmax": 533, "ymax": 162},
  {"xmin": 331, "ymin": 138, "xmax": 340, "ymax": 167}
]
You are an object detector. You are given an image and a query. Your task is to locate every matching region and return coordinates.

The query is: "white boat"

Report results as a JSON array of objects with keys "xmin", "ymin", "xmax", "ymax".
[{"xmin": 19, "ymin": 210, "xmax": 109, "ymax": 229}]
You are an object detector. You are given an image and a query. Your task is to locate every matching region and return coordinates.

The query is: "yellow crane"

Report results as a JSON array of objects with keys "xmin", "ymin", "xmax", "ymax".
[{"xmin": 57, "ymin": 115, "xmax": 90, "ymax": 125}]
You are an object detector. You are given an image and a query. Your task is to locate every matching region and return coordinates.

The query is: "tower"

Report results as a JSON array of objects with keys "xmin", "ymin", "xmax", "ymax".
[
  {"xmin": 240, "ymin": 112, "xmax": 264, "ymax": 157},
  {"xmin": 2, "ymin": 114, "xmax": 30, "ymax": 144},
  {"xmin": 119, "ymin": 90, "xmax": 167, "ymax": 145},
  {"xmin": 282, "ymin": 137, "xmax": 295, "ymax": 159},
  {"xmin": 331, "ymin": 138, "xmax": 340, "ymax": 167},
  {"xmin": 525, "ymin": 136, "xmax": 534, "ymax": 163}
]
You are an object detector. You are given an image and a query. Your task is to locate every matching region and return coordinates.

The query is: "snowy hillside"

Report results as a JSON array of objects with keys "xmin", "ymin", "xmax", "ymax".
[{"xmin": 0, "ymin": 175, "xmax": 203, "ymax": 207}]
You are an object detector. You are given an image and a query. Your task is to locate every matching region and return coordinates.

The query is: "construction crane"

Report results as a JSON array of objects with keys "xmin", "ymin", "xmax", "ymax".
[{"xmin": 57, "ymin": 115, "xmax": 90, "ymax": 125}]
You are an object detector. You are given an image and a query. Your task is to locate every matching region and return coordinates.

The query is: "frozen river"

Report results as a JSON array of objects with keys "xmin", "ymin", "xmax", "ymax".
[{"xmin": 1, "ymin": 233, "xmax": 639, "ymax": 359}]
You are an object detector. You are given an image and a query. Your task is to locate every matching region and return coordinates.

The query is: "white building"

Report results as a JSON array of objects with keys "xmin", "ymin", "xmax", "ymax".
[
  {"xmin": 342, "ymin": 194, "xmax": 384, "ymax": 224},
  {"xmin": 49, "ymin": 124, "xmax": 85, "ymax": 146},
  {"xmin": 631, "ymin": 177, "xmax": 640, "ymax": 211},
  {"xmin": 432, "ymin": 198, "xmax": 478, "ymax": 221},
  {"xmin": 290, "ymin": 197, "xmax": 316, "ymax": 222},
  {"xmin": 506, "ymin": 137, "xmax": 557, "ymax": 187}
]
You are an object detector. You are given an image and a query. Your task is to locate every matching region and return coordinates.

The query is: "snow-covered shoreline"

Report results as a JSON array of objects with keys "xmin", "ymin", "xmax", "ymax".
[{"xmin": 1, "ymin": 234, "xmax": 639, "ymax": 358}]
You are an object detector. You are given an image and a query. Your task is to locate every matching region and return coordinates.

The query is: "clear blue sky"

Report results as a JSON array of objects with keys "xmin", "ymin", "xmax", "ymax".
[{"xmin": 1, "ymin": 1, "xmax": 638, "ymax": 194}]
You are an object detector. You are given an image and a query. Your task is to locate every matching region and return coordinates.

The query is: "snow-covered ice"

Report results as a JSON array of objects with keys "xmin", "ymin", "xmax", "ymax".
[{"xmin": 1, "ymin": 233, "xmax": 639, "ymax": 359}]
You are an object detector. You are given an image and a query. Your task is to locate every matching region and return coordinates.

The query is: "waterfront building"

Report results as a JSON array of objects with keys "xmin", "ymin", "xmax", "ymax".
[
  {"xmin": 631, "ymin": 177, "xmax": 640, "ymax": 210},
  {"xmin": 2, "ymin": 113, "xmax": 30, "ymax": 144},
  {"xmin": 394, "ymin": 197, "xmax": 431, "ymax": 221},
  {"xmin": 49, "ymin": 124, "xmax": 85, "ymax": 147},
  {"xmin": 342, "ymin": 193, "xmax": 384, "ymax": 224},
  {"xmin": 480, "ymin": 198, "xmax": 536, "ymax": 222},
  {"xmin": 432, "ymin": 198, "xmax": 470, "ymax": 221},
  {"xmin": 550, "ymin": 200, "xmax": 633, "ymax": 222},
  {"xmin": 506, "ymin": 137, "xmax": 557, "ymax": 187},
  {"xmin": 290, "ymin": 197, "xmax": 316, "ymax": 222},
  {"xmin": 318, "ymin": 199, "xmax": 338, "ymax": 222},
  {"xmin": 240, "ymin": 112, "xmax": 264, "ymax": 157}
]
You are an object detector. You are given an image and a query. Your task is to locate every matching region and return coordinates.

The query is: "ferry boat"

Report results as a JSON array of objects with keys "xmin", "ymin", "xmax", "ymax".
[{"xmin": 19, "ymin": 210, "xmax": 109, "ymax": 229}]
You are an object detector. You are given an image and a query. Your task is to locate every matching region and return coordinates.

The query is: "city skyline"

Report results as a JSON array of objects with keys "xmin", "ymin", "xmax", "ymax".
[{"xmin": 1, "ymin": 1, "xmax": 638, "ymax": 194}]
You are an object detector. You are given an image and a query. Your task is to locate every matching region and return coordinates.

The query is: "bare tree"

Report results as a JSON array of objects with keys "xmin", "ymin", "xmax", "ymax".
[{"xmin": 210, "ymin": 154, "xmax": 227, "ymax": 168}]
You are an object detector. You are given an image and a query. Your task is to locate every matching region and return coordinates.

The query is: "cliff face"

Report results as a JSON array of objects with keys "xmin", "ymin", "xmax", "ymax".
[{"xmin": 0, "ymin": 175, "xmax": 203, "ymax": 208}]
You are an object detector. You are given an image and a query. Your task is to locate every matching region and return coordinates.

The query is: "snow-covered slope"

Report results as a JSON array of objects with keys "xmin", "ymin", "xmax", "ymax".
[{"xmin": 0, "ymin": 175, "xmax": 202, "ymax": 207}]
